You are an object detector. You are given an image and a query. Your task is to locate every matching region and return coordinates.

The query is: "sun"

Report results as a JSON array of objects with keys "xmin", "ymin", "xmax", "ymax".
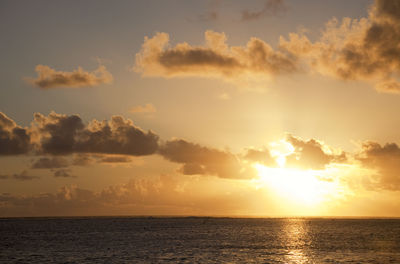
[
  {"xmin": 253, "ymin": 141, "xmax": 340, "ymax": 207},
  {"xmin": 255, "ymin": 164, "xmax": 337, "ymax": 206}
]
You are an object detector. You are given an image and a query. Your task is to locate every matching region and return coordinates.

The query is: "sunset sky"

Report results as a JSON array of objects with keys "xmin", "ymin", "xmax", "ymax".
[{"xmin": 1, "ymin": 0, "xmax": 400, "ymax": 217}]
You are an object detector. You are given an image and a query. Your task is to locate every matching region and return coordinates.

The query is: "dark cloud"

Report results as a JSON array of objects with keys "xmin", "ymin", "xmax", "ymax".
[
  {"xmin": 285, "ymin": 135, "xmax": 346, "ymax": 170},
  {"xmin": 0, "ymin": 175, "xmax": 9, "ymax": 180},
  {"xmin": 357, "ymin": 141, "xmax": 400, "ymax": 190},
  {"xmin": 374, "ymin": 0, "xmax": 400, "ymax": 23},
  {"xmin": 28, "ymin": 65, "xmax": 113, "ymax": 89},
  {"xmin": 159, "ymin": 139, "xmax": 256, "ymax": 179},
  {"xmin": 32, "ymin": 112, "xmax": 84, "ymax": 155},
  {"xmin": 243, "ymin": 148, "xmax": 276, "ymax": 166},
  {"xmin": 31, "ymin": 156, "xmax": 69, "ymax": 169},
  {"xmin": 33, "ymin": 112, "xmax": 159, "ymax": 156},
  {"xmin": 241, "ymin": 0, "xmax": 287, "ymax": 21},
  {"xmin": 1, "ymin": 111, "xmax": 159, "ymax": 158},
  {"xmin": 0, "ymin": 112, "xmax": 31, "ymax": 155},
  {"xmin": 179, "ymin": 163, "xmax": 206, "ymax": 175},
  {"xmin": 13, "ymin": 170, "xmax": 40, "ymax": 181}
]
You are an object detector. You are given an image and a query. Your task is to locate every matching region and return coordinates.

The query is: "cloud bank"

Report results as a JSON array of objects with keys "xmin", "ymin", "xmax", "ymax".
[
  {"xmin": 135, "ymin": 0, "xmax": 400, "ymax": 94},
  {"xmin": 2, "ymin": 110, "xmax": 400, "ymax": 188},
  {"xmin": 0, "ymin": 175, "xmax": 270, "ymax": 217}
]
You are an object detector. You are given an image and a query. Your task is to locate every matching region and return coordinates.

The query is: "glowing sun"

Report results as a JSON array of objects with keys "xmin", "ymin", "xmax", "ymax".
[
  {"xmin": 253, "ymin": 142, "xmax": 340, "ymax": 207},
  {"xmin": 255, "ymin": 164, "xmax": 338, "ymax": 206}
]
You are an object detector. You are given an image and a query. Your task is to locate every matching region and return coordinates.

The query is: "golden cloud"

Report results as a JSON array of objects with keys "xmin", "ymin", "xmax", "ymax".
[
  {"xmin": 136, "ymin": 0, "xmax": 400, "ymax": 94},
  {"xmin": 135, "ymin": 30, "xmax": 298, "ymax": 90},
  {"xmin": 28, "ymin": 64, "xmax": 113, "ymax": 89}
]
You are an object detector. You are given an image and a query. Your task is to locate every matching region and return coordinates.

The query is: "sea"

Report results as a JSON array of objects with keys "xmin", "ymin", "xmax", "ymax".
[{"xmin": 1, "ymin": 217, "xmax": 399, "ymax": 263}]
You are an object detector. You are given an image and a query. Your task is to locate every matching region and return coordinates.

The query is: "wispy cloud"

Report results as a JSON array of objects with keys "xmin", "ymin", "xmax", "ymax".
[
  {"xmin": 31, "ymin": 156, "xmax": 69, "ymax": 169},
  {"xmin": 129, "ymin": 103, "xmax": 157, "ymax": 114},
  {"xmin": 218, "ymin": 93, "xmax": 231, "ymax": 100},
  {"xmin": 12, "ymin": 170, "xmax": 40, "ymax": 181},
  {"xmin": 241, "ymin": 0, "xmax": 288, "ymax": 21},
  {"xmin": 53, "ymin": 169, "xmax": 75, "ymax": 178}
]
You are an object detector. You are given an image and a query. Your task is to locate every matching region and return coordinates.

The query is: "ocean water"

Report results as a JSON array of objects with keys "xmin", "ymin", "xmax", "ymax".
[{"xmin": 1, "ymin": 217, "xmax": 399, "ymax": 263}]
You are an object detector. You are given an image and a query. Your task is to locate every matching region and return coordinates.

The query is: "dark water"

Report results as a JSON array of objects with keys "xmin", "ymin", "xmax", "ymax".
[{"xmin": 1, "ymin": 217, "xmax": 399, "ymax": 263}]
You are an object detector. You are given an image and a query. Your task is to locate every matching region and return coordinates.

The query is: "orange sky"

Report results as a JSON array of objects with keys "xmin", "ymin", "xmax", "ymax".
[{"xmin": 1, "ymin": 0, "xmax": 400, "ymax": 217}]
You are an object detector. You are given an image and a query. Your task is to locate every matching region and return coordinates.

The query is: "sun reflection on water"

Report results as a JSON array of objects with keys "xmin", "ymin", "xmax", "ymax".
[{"xmin": 283, "ymin": 219, "xmax": 311, "ymax": 264}]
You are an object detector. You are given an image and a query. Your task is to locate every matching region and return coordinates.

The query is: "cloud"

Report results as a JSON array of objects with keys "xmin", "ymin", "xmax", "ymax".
[
  {"xmin": 158, "ymin": 139, "xmax": 256, "ymax": 179},
  {"xmin": 0, "ymin": 185, "xmax": 98, "ymax": 217},
  {"xmin": 280, "ymin": 0, "xmax": 400, "ymax": 94},
  {"xmin": 0, "ymin": 175, "xmax": 271, "ymax": 217},
  {"xmin": 31, "ymin": 156, "xmax": 69, "ymax": 169},
  {"xmin": 129, "ymin": 103, "xmax": 157, "ymax": 114},
  {"xmin": 0, "ymin": 175, "xmax": 9, "ymax": 180},
  {"xmin": 12, "ymin": 170, "xmax": 40, "ymax": 181},
  {"xmin": 0, "ymin": 111, "xmax": 158, "ymax": 157},
  {"xmin": 241, "ymin": 0, "xmax": 288, "ymax": 21},
  {"xmin": 72, "ymin": 154, "xmax": 95, "ymax": 166},
  {"xmin": 357, "ymin": 141, "xmax": 400, "ymax": 190},
  {"xmin": 135, "ymin": 0, "xmax": 400, "ymax": 94},
  {"xmin": 135, "ymin": 30, "xmax": 298, "ymax": 89},
  {"xmin": 243, "ymin": 148, "xmax": 276, "ymax": 167},
  {"xmin": 198, "ymin": 11, "xmax": 218, "ymax": 22},
  {"xmin": 32, "ymin": 112, "xmax": 159, "ymax": 156},
  {"xmin": 71, "ymin": 154, "xmax": 133, "ymax": 165},
  {"xmin": 53, "ymin": 169, "xmax": 74, "ymax": 178},
  {"xmin": 0, "ymin": 177, "xmax": 176, "ymax": 216},
  {"xmin": 5, "ymin": 110, "xmax": 400, "ymax": 190},
  {"xmin": 285, "ymin": 135, "xmax": 346, "ymax": 170},
  {"xmin": 97, "ymin": 155, "xmax": 132, "ymax": 163},
  {"xmin": 0, "ymin": 112, "xmax": 31, "ymax": 155},
  {"xmin": 27, "ymin": 64, "xmax": 113, "ymax": 89},
  {"xmin": 191, "ymin": 0, "xmax": 220, "ymax": 22}
]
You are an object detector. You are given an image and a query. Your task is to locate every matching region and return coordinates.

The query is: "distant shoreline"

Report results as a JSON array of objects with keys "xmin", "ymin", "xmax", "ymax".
[{"xmin": 1, "ymin": 216, "xmax": 400, "ymax": 220}]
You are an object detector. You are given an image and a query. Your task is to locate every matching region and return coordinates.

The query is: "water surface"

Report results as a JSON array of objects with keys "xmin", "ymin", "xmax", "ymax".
[{"xmin": 1, "ymin": 217, "xmax": 399, "ymax": 263}]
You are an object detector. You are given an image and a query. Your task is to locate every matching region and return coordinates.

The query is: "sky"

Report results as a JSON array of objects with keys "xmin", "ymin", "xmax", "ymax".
[{"xmin": 1, "ymin": 0, "xmax": 400, "ymax": 217}]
